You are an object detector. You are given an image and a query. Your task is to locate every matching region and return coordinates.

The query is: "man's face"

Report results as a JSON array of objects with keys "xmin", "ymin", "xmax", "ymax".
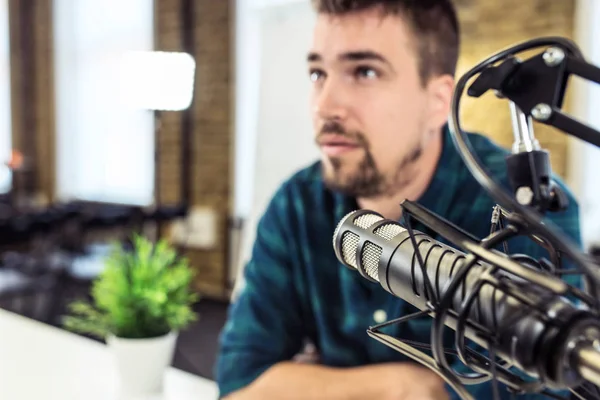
[{"xmin": 308, "ymin": 7, "xmax": 451, "ymax": 198}]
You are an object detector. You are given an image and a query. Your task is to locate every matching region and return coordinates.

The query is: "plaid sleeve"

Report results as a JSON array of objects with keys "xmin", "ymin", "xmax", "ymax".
[{"xmin": 215, "ymin": 188, "xmax": 306, "ymax": 399}]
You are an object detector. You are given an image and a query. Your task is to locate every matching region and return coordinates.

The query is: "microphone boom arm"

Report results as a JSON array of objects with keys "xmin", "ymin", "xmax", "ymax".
[
  {"xmin": 449, "ymin": 36, "xmax": 600, "ymax": 296},
  {"xmin": 467, "ymin": 38, "xmax": 600, "ymax": 147}
]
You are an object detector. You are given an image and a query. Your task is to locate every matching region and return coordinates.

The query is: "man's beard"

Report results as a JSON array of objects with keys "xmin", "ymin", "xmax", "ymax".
[{"xmin": 316, "ymin": 121, "xmax": 422, "ymax": 198}]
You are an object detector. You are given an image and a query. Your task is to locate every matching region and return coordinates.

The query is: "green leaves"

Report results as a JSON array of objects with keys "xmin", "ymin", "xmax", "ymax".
[{"xmin": 63, "ymin": 235, "xmax": 199, "ymax": 340}]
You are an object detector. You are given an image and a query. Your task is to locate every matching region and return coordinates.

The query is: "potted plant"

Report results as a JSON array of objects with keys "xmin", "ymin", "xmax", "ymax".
[{"xmin": 62, "ymin": 235, "xmax": 199, "ymax": 397}]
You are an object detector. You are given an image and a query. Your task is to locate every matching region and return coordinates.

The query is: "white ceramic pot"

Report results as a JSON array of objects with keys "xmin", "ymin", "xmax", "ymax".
[{"xmin": 107, "ymin": 331, "xmax": 178, "ymax": 398}]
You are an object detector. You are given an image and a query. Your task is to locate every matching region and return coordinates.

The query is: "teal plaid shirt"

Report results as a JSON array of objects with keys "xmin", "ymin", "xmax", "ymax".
[{"xmin": 216, "ymin": 126, "xmax": 582, "ymax": 399}]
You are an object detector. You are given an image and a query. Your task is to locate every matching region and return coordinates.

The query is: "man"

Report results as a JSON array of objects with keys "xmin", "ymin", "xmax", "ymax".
[{"xmin": 216, "ymin": 1, "xmax": 582, "ymax": 399}]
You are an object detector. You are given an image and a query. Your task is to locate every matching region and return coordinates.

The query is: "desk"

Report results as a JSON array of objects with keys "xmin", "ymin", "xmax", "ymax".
[{"xmin": 0, "ymin": 309, "xmax": 219, "ymax": 399}]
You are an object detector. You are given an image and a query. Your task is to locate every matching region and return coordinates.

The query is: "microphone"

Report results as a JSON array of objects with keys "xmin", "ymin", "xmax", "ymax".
[{"xmin": 333, "ymin": 209, "xmax": 600, "ymax": 393}]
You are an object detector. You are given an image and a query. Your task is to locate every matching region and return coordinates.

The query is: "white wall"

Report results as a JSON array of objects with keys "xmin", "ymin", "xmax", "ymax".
[
  {"xmin": 567, "ymin": 0, "xmax": 600, "ymax": 249},
  {"xmin": 232, "ymin": 0, "xmax": 261, "ymax": 219},
  {"xmin": 231, "ymin": 0, "xmax": 318, "ymax": 284},
  {"xmin": 53, "ymin": 0, "xmax": 155, "ymax": 206}
]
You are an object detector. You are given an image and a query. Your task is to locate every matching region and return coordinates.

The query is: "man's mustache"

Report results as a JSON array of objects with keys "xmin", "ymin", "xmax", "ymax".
[
  {"xmin": 315, "ymin": 121, "xmax": 370, "ymax": 152},
  {"xmin": 319, "ymin": 121, "xmax": 347, "ymax": 136},
  {"xmin": 316, "ymin": 121, "xmax": 366, "ymax": 145}
]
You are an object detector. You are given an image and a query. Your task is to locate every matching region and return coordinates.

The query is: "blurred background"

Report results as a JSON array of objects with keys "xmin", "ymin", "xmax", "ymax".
[{"xmin": 1, "ymin": 0, "xmax": 600, "ymax": 385}]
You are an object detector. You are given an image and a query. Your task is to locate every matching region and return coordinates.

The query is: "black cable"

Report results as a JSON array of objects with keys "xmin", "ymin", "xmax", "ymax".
[
  {"xmin": 405, "ymin": 212, "xmax": 439, "ymax": 305},
  {"xmin": 498, "ymin": 212, "xmax": 509, "ymax": 254},
  {"xmin": 430, "ymin": 226, "xmax": 519, "ymax": 385}
]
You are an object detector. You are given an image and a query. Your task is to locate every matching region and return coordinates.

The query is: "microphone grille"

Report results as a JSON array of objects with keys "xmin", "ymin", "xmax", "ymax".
[
  {"xmin": 336, "ymin": 212, "xmax": 384, "ymax": 268},
  {"xmin": 341, "ymin": 231, "xmax": 360, "ymax": 268},
  {"xmin": 334, "ymin": 210, "xmax": 406, "ymax": 282},
  {"xmin": 341, "ymin": 211, "xmax": 386, "ymax": 280},
  {"xmin": 354, "ymin": 213, "xmax": 384, "ymax": 229},
  {"xmin": 361, "ymin": 241, "xmax": 381, "ymax": 280},
  {"xmin": 374, "ymin": 223, "xmax": 405, "ymax": 240},
  {"xmin": 353, "ymin": 212, "xmax": 406, "ymax": 241}
]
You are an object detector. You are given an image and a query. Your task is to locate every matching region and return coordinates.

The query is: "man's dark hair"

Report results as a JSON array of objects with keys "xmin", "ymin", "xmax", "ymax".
[{"xmin": 312, "ymin": 0, "xmax": 460, "ymax": 85}]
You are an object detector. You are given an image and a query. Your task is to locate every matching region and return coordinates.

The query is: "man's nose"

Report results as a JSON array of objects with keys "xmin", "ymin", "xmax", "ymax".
[{"xmin": 313, "ymin": 79, "xmax": 348, "ymax": 121}]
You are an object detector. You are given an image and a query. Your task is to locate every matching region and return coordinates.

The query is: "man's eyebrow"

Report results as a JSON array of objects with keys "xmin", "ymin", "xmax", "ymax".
[
  {"xmin": 340, "ymin": 51, "xmax": 390, "ymax": 65},
  {"xmin": 307, "ymin": 52, "xmax": 321, "ymax": 62},
  {"xmin": 307, "ymin": 50, "xmax": 391, "ymax": 66}
]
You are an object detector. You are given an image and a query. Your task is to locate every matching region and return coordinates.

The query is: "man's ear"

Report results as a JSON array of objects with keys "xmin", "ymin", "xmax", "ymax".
[{"xmin": 426, "ymin": 74, "xmax": 455, "ymax": 130}]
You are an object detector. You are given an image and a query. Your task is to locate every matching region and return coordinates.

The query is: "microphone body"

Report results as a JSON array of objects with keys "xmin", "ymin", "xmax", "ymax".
[{"xmin": 333, "ymin": 209, "xmax": 600, "ymax": 390}]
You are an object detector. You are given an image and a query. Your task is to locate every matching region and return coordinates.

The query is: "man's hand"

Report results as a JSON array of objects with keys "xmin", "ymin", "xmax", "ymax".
[
  {"xmin": 221, "ymin": 361, "xmax": 449, "ymax": 400},
  {"xmin": 379, "ymin": 363, "xmax": 449, "ymax": 400}
]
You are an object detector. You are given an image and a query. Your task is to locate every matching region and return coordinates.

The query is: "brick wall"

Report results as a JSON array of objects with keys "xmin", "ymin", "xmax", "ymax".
[
  {"xmin": 154, "ymin": 0, "xmax": 183, "ymax": 206},
  {"xmin": 155, "ymin": 0, "xmax": 232, "ymax": 299},
  {"xmin": 455, "ymin": 0, "xmax": 576, "ymax": 178},
  {"xmin": 8, "ymin": 0, "xmax": 55, "ymax": 205}
]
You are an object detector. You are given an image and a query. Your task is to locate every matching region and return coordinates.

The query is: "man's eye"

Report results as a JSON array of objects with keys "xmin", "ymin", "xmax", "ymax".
[
  {"xmin": 309, "ymin": 69, "xmax": 325, "ymax": 82},
  {"xmin": 355, "ymin": 66, "xmax": 379, "ymax": 80}
]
